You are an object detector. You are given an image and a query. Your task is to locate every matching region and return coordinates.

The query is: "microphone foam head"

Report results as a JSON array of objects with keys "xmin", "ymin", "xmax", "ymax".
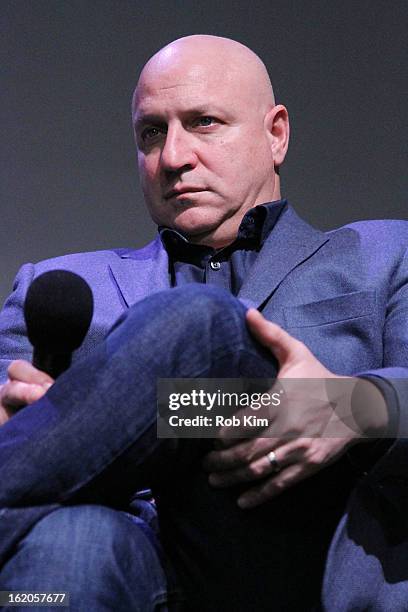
[{"xmin": 24, "ymin": 270, "xmax": 94, "ymax": 354}]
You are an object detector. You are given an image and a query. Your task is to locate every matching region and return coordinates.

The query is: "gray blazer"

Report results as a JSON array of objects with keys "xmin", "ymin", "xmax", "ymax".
[
  {"xmin": 3, "ymin": 202, "xmax": 408, "ymax": 488},
  {"xmin": 1, "ymin": 203, "xmax": 408, "ymax": 607}
]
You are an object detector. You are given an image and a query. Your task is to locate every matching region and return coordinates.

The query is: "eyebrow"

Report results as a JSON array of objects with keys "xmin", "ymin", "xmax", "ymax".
[
  {"xmin": 133, "ymin": 114, "xmax": 165, "ymax": 130},
  {"xmin": 133, "ymin": 105, "xmax": 228, "ymax": 129}
]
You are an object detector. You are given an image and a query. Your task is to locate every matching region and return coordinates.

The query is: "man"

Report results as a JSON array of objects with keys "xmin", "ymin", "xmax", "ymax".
[{"xmin": 0, "ymin": 35, "xmax": 407, "ymax": 611}]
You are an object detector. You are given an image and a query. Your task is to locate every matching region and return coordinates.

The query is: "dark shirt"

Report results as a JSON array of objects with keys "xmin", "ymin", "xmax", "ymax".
[{"xmin": 159, "ymin": 200, "xmax": 286, "ymax": 295}]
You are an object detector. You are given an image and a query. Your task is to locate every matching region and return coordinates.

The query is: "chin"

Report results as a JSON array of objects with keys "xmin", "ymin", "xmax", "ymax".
[
  {"xmin": 171, "ymin": 209, "xmax": 220, "ymax": 237},
  {"xmin": 173, "ymin": 222, "xmax": 214, "ymax": 240}
]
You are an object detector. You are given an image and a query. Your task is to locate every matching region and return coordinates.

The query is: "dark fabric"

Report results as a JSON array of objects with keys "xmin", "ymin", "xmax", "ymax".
[
  {"xmin": 159, "ymin": 200, "xmax": 285, "ymax": 294},
  {"xmin": 0, "ymin": 286, "xmax": 355, "ymax": 611},
  {"xmin": 2, "ymin": 205, "xmax": 408, "ymax": 609}
]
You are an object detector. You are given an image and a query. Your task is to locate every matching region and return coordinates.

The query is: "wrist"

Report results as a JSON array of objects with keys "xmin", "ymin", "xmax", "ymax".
[{"xmin": 350, "ymin": 377, "xmax": 389, "ymax": 437}]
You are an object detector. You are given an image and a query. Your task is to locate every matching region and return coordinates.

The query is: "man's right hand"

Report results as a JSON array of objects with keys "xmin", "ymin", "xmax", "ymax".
[{"xmin": 0, "ymin": 360, "xmax": 54, "ymax": 425}]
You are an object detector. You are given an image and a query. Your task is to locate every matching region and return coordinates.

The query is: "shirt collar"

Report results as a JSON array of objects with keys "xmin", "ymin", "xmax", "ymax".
[{"xmin": 159, "ymin": 199, "xmax": 287, "ymax": 262}]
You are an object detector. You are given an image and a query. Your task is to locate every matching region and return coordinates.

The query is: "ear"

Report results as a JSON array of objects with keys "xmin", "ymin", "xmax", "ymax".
[{"xmin": 264, "ymin": 104, "xmax": 290, "ymax": 167}]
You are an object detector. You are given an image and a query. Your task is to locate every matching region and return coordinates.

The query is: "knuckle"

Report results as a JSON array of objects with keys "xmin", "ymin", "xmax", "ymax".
[
  {"xmin": 245, "ymin": 444, "xmax": 261, "ymax": 464},
  {"xmin": 7, "ymin": 360, "xmax": 24, "ymax": 375},
  {"xmin": 3, "ymin": 381, "xmax": 44, "ymax": 407},
  {"xmin": 305, "ymin": 456, "xmax": 320, "ymax": 470},
  {"xmin": 248, "ymin": 462, "xmax": 265, "ymax": 478},
  {"xmin": 293, "ymin": 438, "xmax": 309, "ymax": 453},
  {"xmin": 3, "ymin": 380, "xmax": 16, "ymax": 395},
  {"xmin": 305, "ymin": 445, "xmax": 326, "ymax": 468},
  {"xmin": 231, "ymin": 447, "xmax": 247, "ymax": 464},
  {"xmin": 270, "ymin": 478, "xmax": 286, "ymax": 493},
  {"xmin": 27, "ymin": 386, "xmax": 45, "ymax": 403},
  {"xmin": 2, "ymin": 384, "xmax": 21, "ymax": 408}
]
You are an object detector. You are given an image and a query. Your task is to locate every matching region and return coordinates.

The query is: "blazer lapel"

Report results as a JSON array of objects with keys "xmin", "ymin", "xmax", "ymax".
[
  {"xmin": 108, "ymin": 206, "xmax": 329, "ymax": 310},
  {"xmin": 108, "ymin": 236, "xmax": 171, "ymax": 308},
  {"xmin": 238, "ymin": 205, "xmax": 329, "ymax": 309}
]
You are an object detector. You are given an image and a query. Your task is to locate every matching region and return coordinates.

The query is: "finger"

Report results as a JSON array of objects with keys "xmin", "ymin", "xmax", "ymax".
[
  {"xmin": 8, "ymin": 360, "xmax": 54, "ymax": 385},
  {"xmin": 246, "ymin": 309, "xmax": 304, "ymax": 366},
  {"xmin": 203, "ymin": 437, "xmax": 275, "ymax": 472},
  {"xmin": 209, "ymin": 447, "xmax": 286, "ymax": 487},
  {"xmin": 237, "ymin": 461, "xmax": 311, "ymax": 509},
  {"xmin": 1, "ymin": 381, "xmax": 49, "ymax": 408}
]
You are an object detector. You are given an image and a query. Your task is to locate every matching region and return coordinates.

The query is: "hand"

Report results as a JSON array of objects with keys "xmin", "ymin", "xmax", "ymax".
[
  {"xmin": 0, "ymin": 360, "xmax": 54, "ymax": 426},
  {"xmin": 203, "ymin": 308, "xmax": 388, "ymax": 509}
]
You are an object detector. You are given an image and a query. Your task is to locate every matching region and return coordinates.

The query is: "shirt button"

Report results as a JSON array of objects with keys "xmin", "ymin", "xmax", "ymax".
[{"xmin": 210, "ymin": 261, "xmax": 221, "ymax": 270}]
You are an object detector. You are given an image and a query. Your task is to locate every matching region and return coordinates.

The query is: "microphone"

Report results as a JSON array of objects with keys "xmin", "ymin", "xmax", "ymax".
[{"xmin": 24, "ymin": 270, "xmax": 94, "ymax": 379}]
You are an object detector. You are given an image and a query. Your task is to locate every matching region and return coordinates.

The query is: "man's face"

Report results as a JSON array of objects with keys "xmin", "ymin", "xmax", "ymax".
[{"xmin": 133, "ymin": 48, "xmax": 279, "ymax": 246}]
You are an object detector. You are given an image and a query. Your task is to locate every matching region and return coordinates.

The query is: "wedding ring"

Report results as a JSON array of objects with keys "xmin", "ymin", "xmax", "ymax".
[{"xmin": 266, "ymin": 450, "xmax": 281, "ymax": 473}]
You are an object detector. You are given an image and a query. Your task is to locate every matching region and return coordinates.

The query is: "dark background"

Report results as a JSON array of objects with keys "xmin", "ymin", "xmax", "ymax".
[{"xmin": 1, "ymin": 0, "xmax": 407, "ymax": 306}]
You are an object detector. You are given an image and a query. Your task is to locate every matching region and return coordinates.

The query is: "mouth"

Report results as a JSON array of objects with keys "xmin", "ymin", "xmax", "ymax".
[{"xmin": 164, "ymin": 187, "xmax": 206, "ymax": 200}]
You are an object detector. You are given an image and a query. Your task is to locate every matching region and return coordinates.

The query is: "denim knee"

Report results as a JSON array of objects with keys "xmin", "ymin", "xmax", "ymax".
[
  {"xmin": 109, "ymin": 285, "xmax": 247, "ymax": 354},
  {"xmin": 126, "ymin": 284, "xmax": 243, "ymax": 327},
  {"xmin": 0, "ymin": 505, "xmax": 169, "ymax": 611}
]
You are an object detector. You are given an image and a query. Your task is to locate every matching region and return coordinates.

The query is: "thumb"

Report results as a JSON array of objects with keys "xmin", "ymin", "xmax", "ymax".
[{"xmin": 246, "ymin": 308, "xmax": 303, "ymax": 368}]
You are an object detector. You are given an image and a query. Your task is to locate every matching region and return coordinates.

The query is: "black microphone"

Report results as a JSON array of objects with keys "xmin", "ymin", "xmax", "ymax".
[{"xmin": 24, "ymin": 270, "xmax": 94, "ymax": 379}]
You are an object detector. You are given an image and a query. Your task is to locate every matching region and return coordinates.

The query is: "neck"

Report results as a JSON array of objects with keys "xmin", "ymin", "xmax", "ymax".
[{"xmin": 188, "ymin": 188, "xmax": 282, "ymax": 248}]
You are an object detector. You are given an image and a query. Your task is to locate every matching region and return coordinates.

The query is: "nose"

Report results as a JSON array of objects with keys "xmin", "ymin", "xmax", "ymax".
[{"xmin": 160, "ymin": 123, "xmax": 198, "ymax": 175}]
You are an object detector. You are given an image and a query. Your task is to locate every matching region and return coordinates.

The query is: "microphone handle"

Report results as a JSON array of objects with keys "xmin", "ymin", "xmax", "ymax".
[{"xmin": 33, "ymin": 349, "xmax": 72, "ymax": 379}]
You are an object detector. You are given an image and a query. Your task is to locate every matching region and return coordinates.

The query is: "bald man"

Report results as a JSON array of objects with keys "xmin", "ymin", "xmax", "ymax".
[
  {"xmin": 0, "ymin": 35, "xmax": 407, "ymax": 611},
  {"xmin": 133, "ymin": 35, "xmax": 285, "ymax": 249}
]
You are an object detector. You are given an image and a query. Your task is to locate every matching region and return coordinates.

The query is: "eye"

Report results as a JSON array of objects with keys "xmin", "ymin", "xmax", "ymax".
[
  {"xmin": 140, "ymin": 126, "xmax": 165, "ymax": 143},
  {"xmin": 193, "ymin": 116, "xmax": 217, "ymax": 127}
]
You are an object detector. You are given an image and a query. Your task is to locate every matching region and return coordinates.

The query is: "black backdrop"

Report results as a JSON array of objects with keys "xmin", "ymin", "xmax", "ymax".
[{"xmin": 1, "ymin": 0, "xmax": 407, "ymax": 305}]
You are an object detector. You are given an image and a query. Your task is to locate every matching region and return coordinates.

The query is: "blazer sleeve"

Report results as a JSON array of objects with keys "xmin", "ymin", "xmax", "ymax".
[
  {"xmin": 357, "ymin": 246, "xmax": 408, "ymax": 437},
  {"xmin": 0, "ymin": 264, "xmax": 36, "ymax": 383},
  {"xmin": 352, "ymin": 245, "xmax": 408, "ymax": 517}
]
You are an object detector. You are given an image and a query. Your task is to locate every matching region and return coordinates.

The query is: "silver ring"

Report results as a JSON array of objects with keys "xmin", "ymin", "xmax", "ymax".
[{"xmin": 266, "ymin": 450, "xmax": 280, "ymax": 473}]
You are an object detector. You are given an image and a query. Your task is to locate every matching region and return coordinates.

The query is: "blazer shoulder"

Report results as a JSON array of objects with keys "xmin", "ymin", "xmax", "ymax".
[
  {"xmin": 31, "ymin": 238, "xmax": 161, "ymax": 274},
  {"xmin": 330, "ymin": 219, "xmax": 408, "ymax": 242},
  {"xmin": 33, "ymin": 249, "xmax": 118, "ymax": 271},
  {"xmin": 328, "ymin": 220, "xmax": 408, "ymax": 257}
]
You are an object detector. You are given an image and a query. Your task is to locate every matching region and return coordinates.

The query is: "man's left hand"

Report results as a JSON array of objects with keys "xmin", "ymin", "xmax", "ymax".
[{"xmin": 202, "ymin": 308, "xmax": 388, "ymax": 509}]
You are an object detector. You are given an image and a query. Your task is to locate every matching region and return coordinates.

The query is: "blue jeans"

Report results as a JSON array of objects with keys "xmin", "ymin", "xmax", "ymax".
[
  {"xmin": 0, "ymin": 286, "xmax": 354, "ymax": 611},
  {"xmin": 0, "ymin": 504, "xmax": 175, "ymax": 611}
]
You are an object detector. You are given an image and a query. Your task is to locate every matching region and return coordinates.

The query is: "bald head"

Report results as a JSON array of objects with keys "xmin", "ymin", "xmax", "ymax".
[
  {"xmin": 132, "ymin": 35, "xmax": 289, "ymax": 248},
  {"xmin": 133, "ymin": 35, "xmax": 275, "ymax": 115}
]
